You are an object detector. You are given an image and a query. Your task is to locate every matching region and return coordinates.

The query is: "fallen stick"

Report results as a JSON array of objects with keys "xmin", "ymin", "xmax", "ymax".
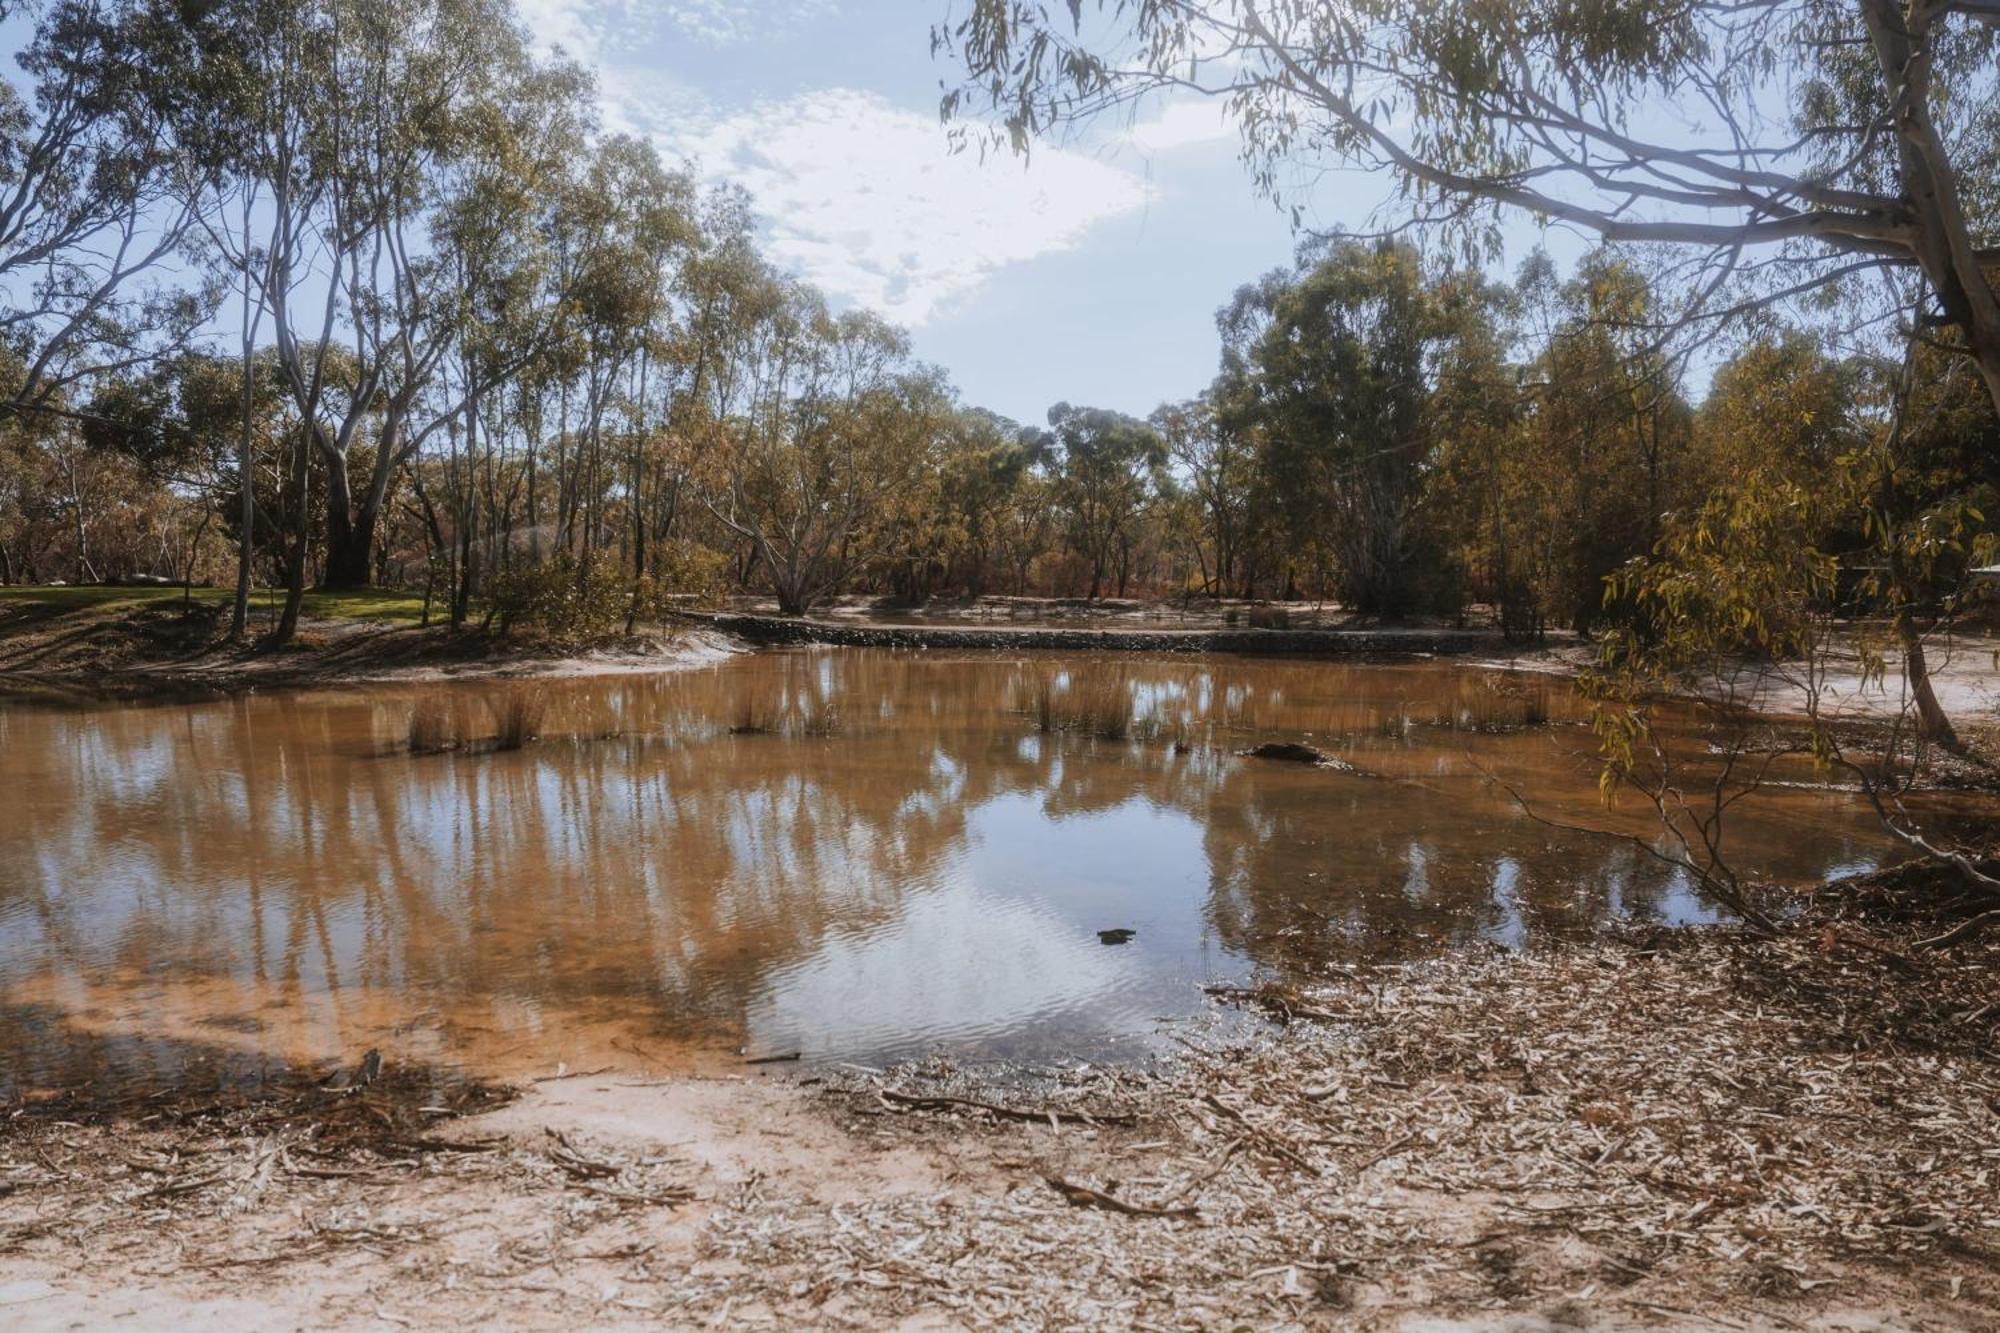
[
  {"xmin": 874, "ymin": 1088, "xmax": 1136, "ymax": 1127},
  {"xmin": 1917, "ymin": 908, "xmax": 2000, "ymax": 950},
  {"xmin": 1201, "ymin": 985, "xmax": 1345, "ymax": 1024},
  {"xmin": 1202, "ymin": 1094, "xmax": 1319, "ymax": 1175},
  {"xmin": 531, "ymin": 1065, "xmax": 615, "ymax": 1083},
  {"xmin": 1045, "ymin": 1176, "xmax": 1198, "ymax": 1220},
  {"xmin": 392, "ymin": 1135, "xmax": 502, "ymax": 1155}
]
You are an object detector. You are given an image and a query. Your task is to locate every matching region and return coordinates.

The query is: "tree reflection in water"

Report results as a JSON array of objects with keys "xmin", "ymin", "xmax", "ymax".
[{"xmin": 0, "ymin": 651, "xmax": 1982, "ymax": 1092}]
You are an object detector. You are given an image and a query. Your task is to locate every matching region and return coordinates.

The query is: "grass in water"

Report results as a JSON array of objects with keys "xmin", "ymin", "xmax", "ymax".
[
  {"xmin": 489, "ymin": 688, "xmax": 544, "ymax": 751},
  {"xmin": 794, "ymin": 698, "xmax": 842, "ymax": 738},
  {"xmin": 407, "ymin": 696, "xmax": 460, "ymax": 754}
]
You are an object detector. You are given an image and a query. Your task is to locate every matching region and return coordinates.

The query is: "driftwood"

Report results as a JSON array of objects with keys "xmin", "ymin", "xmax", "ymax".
[{"xmin": 1203, "ymin": 983, "xmax": 1346, "ymax": 1025}]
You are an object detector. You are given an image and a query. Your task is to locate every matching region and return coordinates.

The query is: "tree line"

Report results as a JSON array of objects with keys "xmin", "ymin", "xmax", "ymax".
[{"xmin": 0, "ymin": 0, "xmax": 1993, "ymax": 668}]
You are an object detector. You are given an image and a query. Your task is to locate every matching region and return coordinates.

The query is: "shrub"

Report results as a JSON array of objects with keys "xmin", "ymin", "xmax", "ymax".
[
  {"xmin": 642, "ymin": 539, "xmax": 731, "ymax": 611},
  {"xmin": 1247, "ymin": 604, "xmax": 1291, "ymax": 630},
  {"xmin": 487, "ymin": 552, "xmax": 627, "ymax": 643}
]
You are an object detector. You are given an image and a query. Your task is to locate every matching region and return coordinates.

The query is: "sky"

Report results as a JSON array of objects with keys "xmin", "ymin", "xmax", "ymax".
[{"xmin": 512, "ymin": 0, "xmax": 1376, "ymax": 428}]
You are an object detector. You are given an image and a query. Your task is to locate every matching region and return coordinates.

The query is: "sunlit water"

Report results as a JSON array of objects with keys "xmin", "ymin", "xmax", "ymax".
[{"xmin": 1, "ymin": 650, "xmax": 1985, "ymax": 1094}]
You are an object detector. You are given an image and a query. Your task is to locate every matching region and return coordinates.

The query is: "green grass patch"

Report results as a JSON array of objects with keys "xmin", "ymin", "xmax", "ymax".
[
  {"xmin": 0, "ymin": 585, "xmax": 227, "ymax": 612},
  {"xmin": 0, "ymin": 584, "xmax": 427, "ymax": 623},
  {"xmin": 297, "ymin": 589, "xmax": 428, "ymax": 623}
]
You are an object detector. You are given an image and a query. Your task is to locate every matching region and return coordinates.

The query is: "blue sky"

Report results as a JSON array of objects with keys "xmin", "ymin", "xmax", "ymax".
[{"xmin": 519, "ymin": 0, "xmax": 1377, "ymax": 427}]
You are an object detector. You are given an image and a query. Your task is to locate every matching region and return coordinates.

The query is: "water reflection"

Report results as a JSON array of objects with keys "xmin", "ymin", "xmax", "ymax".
[{"xmin": 0, "ymin": 651, "xmax": 1983, "ymax": 1091}]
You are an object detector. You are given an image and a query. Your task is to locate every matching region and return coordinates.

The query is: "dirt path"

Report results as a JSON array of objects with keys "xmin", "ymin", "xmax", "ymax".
[{"xmin": 5, "ymin": 911, "xmax": 1994, "ymax": 1330}]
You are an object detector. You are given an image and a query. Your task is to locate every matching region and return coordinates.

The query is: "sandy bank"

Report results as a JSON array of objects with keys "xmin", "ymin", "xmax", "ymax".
[
  {"xmin": 0, "ymin": 593, "xmax": 745, "ymax": 701},
  {"xmin": 4, "ymin": 893, "xmax": 1995, "ymax": 1330}
]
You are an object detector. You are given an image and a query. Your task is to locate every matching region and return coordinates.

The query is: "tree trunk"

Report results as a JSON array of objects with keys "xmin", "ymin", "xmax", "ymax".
[
  {"xmin": 230, "ymin": 195, "xmax": 262, "ymax": 640},
  {"xmin": 1897, "ymin": 612, "xmax": 1959, "ymax": 749},
  {"xmin": 275, "ymin": 538, "xmax": 308, "ymax": 645},
  {"xmin": 320, "ymin": 451, "xmax": 374, "ymax": 589}
]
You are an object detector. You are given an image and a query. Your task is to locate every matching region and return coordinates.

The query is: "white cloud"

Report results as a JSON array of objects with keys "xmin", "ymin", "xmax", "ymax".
[
  {"xmin": 512, "ymin": 0, "xmax": 606, "ymax": 57},
  {"xmin": 654, "ymin": 0, "xmax": 835, "ymax": 46},
  {"xmin": 512, "ymin": 0, "xmax": 833, "ymax": 57},
  {"xmin": 1122, "ymin": 98, "xmax": 1238, "ymax": 155},
  {"xmin": 506, "ymin": 3, "xmax": 1152, "ymax": 326},
  {"xmin": 667, "ymin": 90, "xmax": 1154, "ymax": 325}
]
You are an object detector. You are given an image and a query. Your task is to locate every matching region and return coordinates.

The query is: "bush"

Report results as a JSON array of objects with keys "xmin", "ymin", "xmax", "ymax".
[
  {"xmin": 486, "ymin": 552, "xmax": 627, "ymax": 643},
  {"xmin": 643, "ymin": 539, "xmax": 731, "ymax": 610},
  {"xmin": 1247, "ymin": 604, "xmax": 1291, "ymax": 630}
]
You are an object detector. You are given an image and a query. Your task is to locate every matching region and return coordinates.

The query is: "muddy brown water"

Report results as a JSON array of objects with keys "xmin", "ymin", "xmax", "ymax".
[{"xmin": 0, "ymin": 650, "xmax": 1987, "ymax": 1096}]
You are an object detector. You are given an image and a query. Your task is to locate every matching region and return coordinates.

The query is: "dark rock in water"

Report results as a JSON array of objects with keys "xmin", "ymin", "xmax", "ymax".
[
  {"xmin": 1243, "ymin": 741, "xmax": 1330, "ymax": 765},
  {"xmin": 1097, "ymin": 928, "xmax": 1137, "ymax": 945}
]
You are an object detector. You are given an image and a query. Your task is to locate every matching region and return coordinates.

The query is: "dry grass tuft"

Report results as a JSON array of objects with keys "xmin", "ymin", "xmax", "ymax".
[
  {"xmin": 1246, "ymin": 604, "xmax": 1292, "ymax": 630},
  {"xmin": 489, "ymin": 688, "xmax": 545, "ymax": 751},
  {"xmin": 406, "ymin": 695, "xmax": 460, "ymax": 754},
  {"xmin": 792, "ymin": 697, "xmax": 842, "ymax": 738}
]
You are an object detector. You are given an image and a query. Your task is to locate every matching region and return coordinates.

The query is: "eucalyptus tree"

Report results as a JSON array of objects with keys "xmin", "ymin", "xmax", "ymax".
[
  {"xmin": 1508, "ymin": 250, "xmax": 1697, "ymax": 627},
  {"xmin": 601, "ymin": 143, "xmax": 700, "ymax": 623},
  {"xmin": 235, "ymin": 0, "xmax": 592, "ymax": 600},
  {"xmin": 547, "ymin": 136, "xmax": 696, "ymax": 569},
  {"xmin": 702, "ymin": 283, "xmax": 953, "ymax": 615},
  {"xmin": 1215, "ymin": 240, "xmax": 1500, "ymax": 616},
  {"xmin": 426, "ymin": 55, "xmax": 601, "ymax": 623},
  {"xmin": 0, "ymin": 0, "xmax": 216, "ymax": 423},
  {"xmin": 1152, "ymin": 396, "xmax": 1253, "ymax": 598},
  {"xmin": 1037, "ymin": 402, "xmax": 1164, "ymax": 600},
  {"xmin": 936, "ymin": 0, "xmax": 2000, "ymax": 423}
]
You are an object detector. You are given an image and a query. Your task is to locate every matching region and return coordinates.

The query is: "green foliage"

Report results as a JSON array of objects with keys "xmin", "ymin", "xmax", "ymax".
[
  {"xmin": 1215, "ymin": 239, "xmax": 1508, "ymax": 617},
  {"xmin": 1594, "ymin": 474, "xmax": 1837, "ymax": 701},
  {"xmin": 642, "ymin": 539, "xmax": 731, "ymax": 609},
  {"xmin": 486, "ymin": 552, "xmax": 628, "ymax": 642},
  {"xmin": 1036, "ymin": 403, "xmax": 1165, "ymax": 600}
]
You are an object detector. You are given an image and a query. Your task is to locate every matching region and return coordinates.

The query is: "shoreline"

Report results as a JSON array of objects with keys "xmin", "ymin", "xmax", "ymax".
[
  {"xmin": 687, "ymin": 608, "xmax": 1548, "ymax": 658},
  {"xmin": 5, "ymin": 593, "xmax": 1995, "ymax": 747},
  {"xmin": 3, "ymin": 905, "xmax": 1995, "ymax": 1329},
  {"xmin": 0, "ymin": 592, "xmax": 749, "ymax": 702}
]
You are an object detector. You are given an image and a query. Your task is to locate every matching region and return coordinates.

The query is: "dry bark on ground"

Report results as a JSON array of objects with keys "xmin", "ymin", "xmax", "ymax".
[{"xmin": 2, "ymin": 921, "xmax": 1996, "ymax": 1329}]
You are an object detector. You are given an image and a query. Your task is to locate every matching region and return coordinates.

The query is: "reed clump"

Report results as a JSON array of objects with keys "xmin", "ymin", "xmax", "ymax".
[
  {"xmin": 406, "ymin": 696, "xmax": 461, "ymax": 755},
  {"xmin": 1076, "ymin": 686, "xmax": 1133, "ymax": 741},
  {"xmin": 794, "ymin": 698, "xmax": 842, "ymax": 738},
  {"xmin": 1024, "ymin": 678, "xmax": 1138, "ymax": 741},
  {"xmin": 729, "ymin": 699, "xmax": 773, "ymax": 735},
  {"xmin": 489, "ymin": 688, "xmax": 545, "ymax": 751}
]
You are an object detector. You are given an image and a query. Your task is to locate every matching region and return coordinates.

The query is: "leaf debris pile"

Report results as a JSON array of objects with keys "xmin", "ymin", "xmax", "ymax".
[
  {"xmin": 695, "ymin": 926, "xmax": 1999, "ymax": 1327},
  {"xmin": 0, "ymin": 920, "xmax": 1994, "ymax": 1327}
]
